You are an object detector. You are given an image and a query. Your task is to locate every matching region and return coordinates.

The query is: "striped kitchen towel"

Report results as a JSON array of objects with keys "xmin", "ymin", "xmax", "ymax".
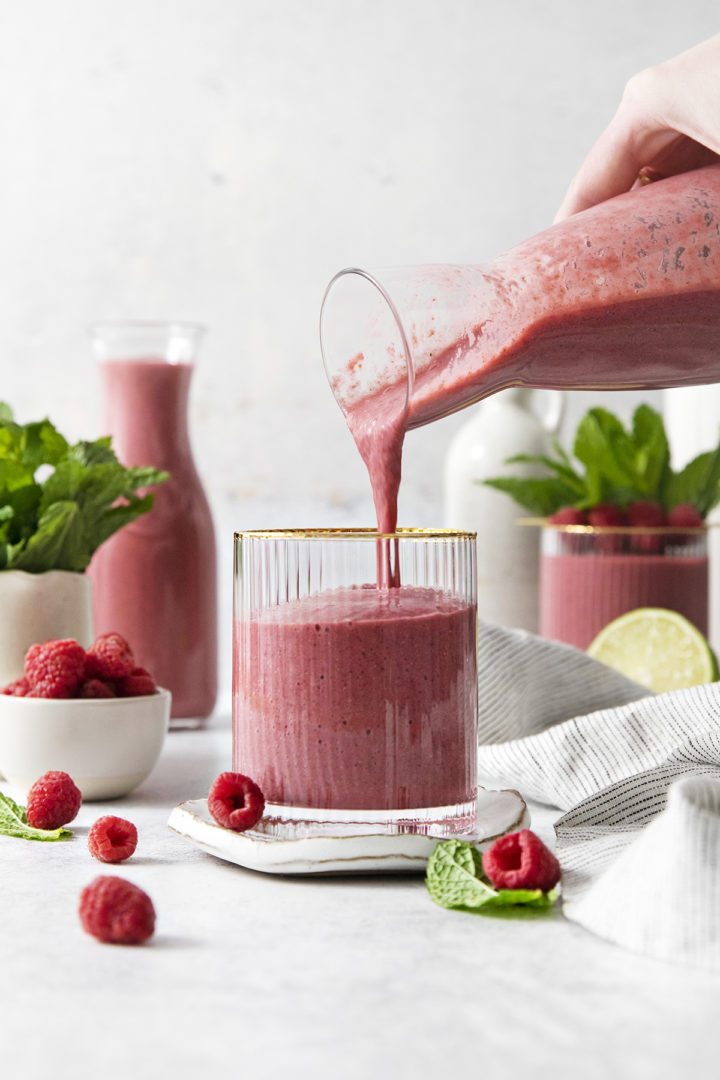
[{"xmin": 475, "ymin": 620, "xmax": 720, "ymax": 969}]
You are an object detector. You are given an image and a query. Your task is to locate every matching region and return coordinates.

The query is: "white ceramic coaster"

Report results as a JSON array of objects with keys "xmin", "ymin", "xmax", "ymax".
[{"xmin": 167, "ymin": 787, "xmax": 530, "ymax": 875}]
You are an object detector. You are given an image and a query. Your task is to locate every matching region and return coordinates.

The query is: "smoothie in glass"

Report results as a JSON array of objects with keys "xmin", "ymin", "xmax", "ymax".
[
  {"xmin": 232, "ymin": 530, "xmax": 478, "ymax": 836},
  {"xmin": 234, "ymin": 584, "xmax": 477, "ymax": 812}
]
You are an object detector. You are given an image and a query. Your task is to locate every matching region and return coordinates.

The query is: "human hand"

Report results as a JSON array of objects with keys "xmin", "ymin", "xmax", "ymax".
[{"xmin": 555, "ymin": 34, "xmax": 720, "ymax": 222}]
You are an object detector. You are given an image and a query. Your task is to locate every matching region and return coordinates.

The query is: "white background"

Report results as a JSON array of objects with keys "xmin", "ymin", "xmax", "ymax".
[{"xmin": 2, "ymin": 0, "xmax": 718, "ymax": 701}]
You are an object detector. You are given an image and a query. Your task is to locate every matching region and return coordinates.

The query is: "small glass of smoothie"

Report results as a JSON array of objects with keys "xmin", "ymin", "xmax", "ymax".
[
  {"xmin": 233, "ymin": 528, "xmax": 478, "ymax": 838},
  {"xmin": 539, "ymin": 522, "xmax": 708, "ymax": 651}
]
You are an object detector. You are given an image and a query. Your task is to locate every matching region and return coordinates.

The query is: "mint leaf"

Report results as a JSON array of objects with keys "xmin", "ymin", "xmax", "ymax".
[
  {"xmin": 426, "ymin": 839, "xmax": 498, "ymax": 909},
  {"xmin": 483, "ymin": 476, "xmax": 579, "ymax": 516},
  {"xmin": 426, "ymin": 840, "xmax": 559, "ymax": 912},
  {"xmin": 0, "ymin": 792, "xmax": 72, "ymax": 841},
  {"xmin": 68, "ymin": 438, "xmax": 116, "ymax": 467},
  {"xmin": 481, "ymin": 887, "xmax": 559, "ymax": 910},
  {"xmin": 12, "ymin": 501, "xmax": 89, "ymax": 573},
  {"xmin": 631, "ymin": 404, "xmax": 670, "ymax": 497},
  {"xmin": 664, "ymin": 445, "xmax": 720, "ymax": 517}
]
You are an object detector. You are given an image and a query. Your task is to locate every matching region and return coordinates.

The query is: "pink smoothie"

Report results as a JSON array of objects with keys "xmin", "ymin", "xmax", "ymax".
[
  {"xmin": 233, "ymin": 585, "xmax": 477, "ymax": 811},
  {"xmin": 540, "ymin": 550, "xmax": 708, "ymax": 651},
  {"xmin": 344, "ymin": 166, "xmax": 720, "ymax": 532},
  {"xmin": 89, "ymin": 358, "xmax": 217, "ymax": 719}
]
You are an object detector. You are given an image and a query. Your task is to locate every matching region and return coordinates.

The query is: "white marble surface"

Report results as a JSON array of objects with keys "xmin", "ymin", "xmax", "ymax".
[{"xmin": 1, "ymin": 714, "xmax": 718, "ymax": 1080}]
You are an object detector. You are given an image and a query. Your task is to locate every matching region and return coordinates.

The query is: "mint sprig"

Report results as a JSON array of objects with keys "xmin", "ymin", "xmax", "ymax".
[
  {"xmin": 0, "ymin": 792, "xmax": 72, "ymax": 842},
  {"xmin": 426, "ymin": 839, "xmax": 558, "ymax": 912},
  {"xmin": 483, "ymin": 403, "xmax": 720, "ymax": 518},
  {"xmin": 0, "ymin": 403, "xmax": 168, "ymax": 572}
]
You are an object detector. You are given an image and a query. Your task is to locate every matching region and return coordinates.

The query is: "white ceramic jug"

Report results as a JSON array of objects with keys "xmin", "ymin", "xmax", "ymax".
[{"xmin": 444, "ymin": 387, "xmax": 564, "ymax": 632}]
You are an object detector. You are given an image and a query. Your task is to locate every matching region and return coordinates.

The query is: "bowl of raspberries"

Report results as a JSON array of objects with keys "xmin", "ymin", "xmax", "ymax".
[{"xmin": 0, "ymin": 632, "xmax": 170, "ymax": 799}]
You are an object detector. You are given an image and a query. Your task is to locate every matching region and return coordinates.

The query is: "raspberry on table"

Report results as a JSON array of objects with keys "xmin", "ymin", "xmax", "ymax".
[
  {"xmin": 1, "ymin": 675, "xmax": 30, "ymax": 696},
  {"xmin": 208, "ymin": 772, "xmax": 265, "ymax": 832},
  {"xmin": 25, "ymin": 770, "xmax": 82, "ymax": 831},
  {"xmin": 88, "ymin": 816, "xmax": 138, "ymax": 863},
  {"xmin": 24, "ymin": 639, "xmax": 86, "ymax": 698},
  {"xmin": 118, "ymin": 667, "xmax": 157, "ymax": 697},
  {"xmin": 482, "ymin": 829, "xmax": 561, "ymax": 893},
  {"xmin": 79, "ymin": 678, "xmax": 117, "ymax": 698},
  {"xmin": 78, "ymin": 875, "xmax": 155, "ymax": 945},
  {"xmin": 84, "ymin": 633, "xmax": 136, "ymax": 681}
]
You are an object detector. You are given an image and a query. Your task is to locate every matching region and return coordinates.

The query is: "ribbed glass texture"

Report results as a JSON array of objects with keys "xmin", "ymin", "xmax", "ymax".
[{"xmin": 233, "ymin": 529, "xmax": 477, "ymax": 838}]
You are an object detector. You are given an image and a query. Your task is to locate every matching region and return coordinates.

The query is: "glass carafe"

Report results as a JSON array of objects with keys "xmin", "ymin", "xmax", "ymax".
[
  {"xmin": 88, "ymin": 321, "xmax": 218, "ymax": 728},
  {"xmin": 320, "ymin": 165, "xmax": 720, "ymax": 434}
]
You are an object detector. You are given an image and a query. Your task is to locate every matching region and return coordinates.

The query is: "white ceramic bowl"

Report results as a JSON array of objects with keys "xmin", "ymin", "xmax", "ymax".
[{"xmin": 0, "ymin": 689, "xmax": 171, "ymax": 800}]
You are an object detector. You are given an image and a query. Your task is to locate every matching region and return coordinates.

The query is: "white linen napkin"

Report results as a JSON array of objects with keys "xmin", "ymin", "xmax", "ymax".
[{"xmin": 475, "ymin": 620, "xmax": 720, "ymax": 970}]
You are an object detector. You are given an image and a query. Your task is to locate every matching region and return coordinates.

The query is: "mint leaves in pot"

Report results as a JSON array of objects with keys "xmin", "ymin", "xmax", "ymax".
[
  {"xmin": 482, "ymin": 403, "xmax": 720, "ymax": 520},
  {"xmin": 0, "ymin": 404, "xmax": 168, "ymax": 573}
]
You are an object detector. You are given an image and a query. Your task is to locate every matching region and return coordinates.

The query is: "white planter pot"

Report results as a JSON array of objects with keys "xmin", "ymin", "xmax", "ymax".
[{"xmin": 0, "ymin": 570, "xmax": 93, "ymax": 686}]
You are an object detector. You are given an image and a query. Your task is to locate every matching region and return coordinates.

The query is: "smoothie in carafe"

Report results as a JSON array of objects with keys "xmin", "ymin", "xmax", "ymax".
[{"xmin": 90, "ymin": 350, "xmax": 218, "ymax": 723}]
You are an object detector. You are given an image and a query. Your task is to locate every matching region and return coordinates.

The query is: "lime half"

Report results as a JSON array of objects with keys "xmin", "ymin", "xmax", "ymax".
[{"xmin": 587, "ymin": 607, "xmax": 719, "ymax": 693}]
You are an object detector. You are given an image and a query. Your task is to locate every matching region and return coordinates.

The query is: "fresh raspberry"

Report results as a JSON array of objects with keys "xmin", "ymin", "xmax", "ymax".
[
  {"xmin": 667, "ymin": 503, "xmax": 704, "ymax": 528},
  {"xmin": 588, "ymin": 503, "xmax": 626, "ymax": 528},
  {"xmin": 118, "ymin": 667, "xmax": 157, "ymax": 697},
  {"xmin": 88, "ymin": 816, "xmax": 138, "ymax": 863},
  {"xmin": 208, "ymin": 772, "xmax": 265, "ymax": 832},
  {"xmin": 1, "ymin": 675, "xmax": 30, "ymax": 696},
  {"xmin": 482, "ymin": 829, "xmax": 561, "ymax": 893},
  {"xmin": 79, "ymin": 678, "xmax": 117, "ymax": 698},
  {"xmin": 84, "ymin": 633, "xmax": 136, "ymax": 681},
  {"xmin": 626, "ymin": 500, "xmax": 665, "ymax": 528},
  {"xmin": 24, "ymin": 639, "xmax": 86, "ymax": 698},
  {"xmin": 25, "ymin": 770, "xmax": 82, "ymax": 830},
  {"xmin": 547, "ymin": 507, "xmax": 587, "ymax": 526},
  {"xmin": 78, "ymin": 876, "xmax": 155, "ymax": 945}
]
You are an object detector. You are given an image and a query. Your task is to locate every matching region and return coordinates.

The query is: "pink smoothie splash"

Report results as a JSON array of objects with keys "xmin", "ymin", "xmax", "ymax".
[
  {"xmin": 233, "ymin": 583, "xmax": 477, "ymax": 813},
  {"xmin": 89, "ymin": 357, "xmax": 217, "ymax": 721},
  {"xmin": 332, "ymin": 165, "xmax": 720, "ymax": 533}
]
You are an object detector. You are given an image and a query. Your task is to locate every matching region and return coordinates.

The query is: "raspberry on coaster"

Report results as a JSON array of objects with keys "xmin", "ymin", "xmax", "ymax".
[
  {"xmin": 26, "ymin": 770, "xmax": 82, "ymax": 831},
  {"xmin": 24, "ymin": 639, "xmax": 86, "ymax": 699},
  {"xmin": 208, "ymin": 772, "xmax": 265, "ymax": 832},
  {"xmin": 481, "ymin": 829, "xmax": 561, "ymax": 893},
  {"xmin": 88, "ymin": 816, "xmax": 138, "ymax": 863},
  {"xmin": 84, "ymin": 633, "xmax": 136, "ymax": 682},
  {"xmin": 79, "ymin": 876, "xmax": 155, "ymax": 945}
]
